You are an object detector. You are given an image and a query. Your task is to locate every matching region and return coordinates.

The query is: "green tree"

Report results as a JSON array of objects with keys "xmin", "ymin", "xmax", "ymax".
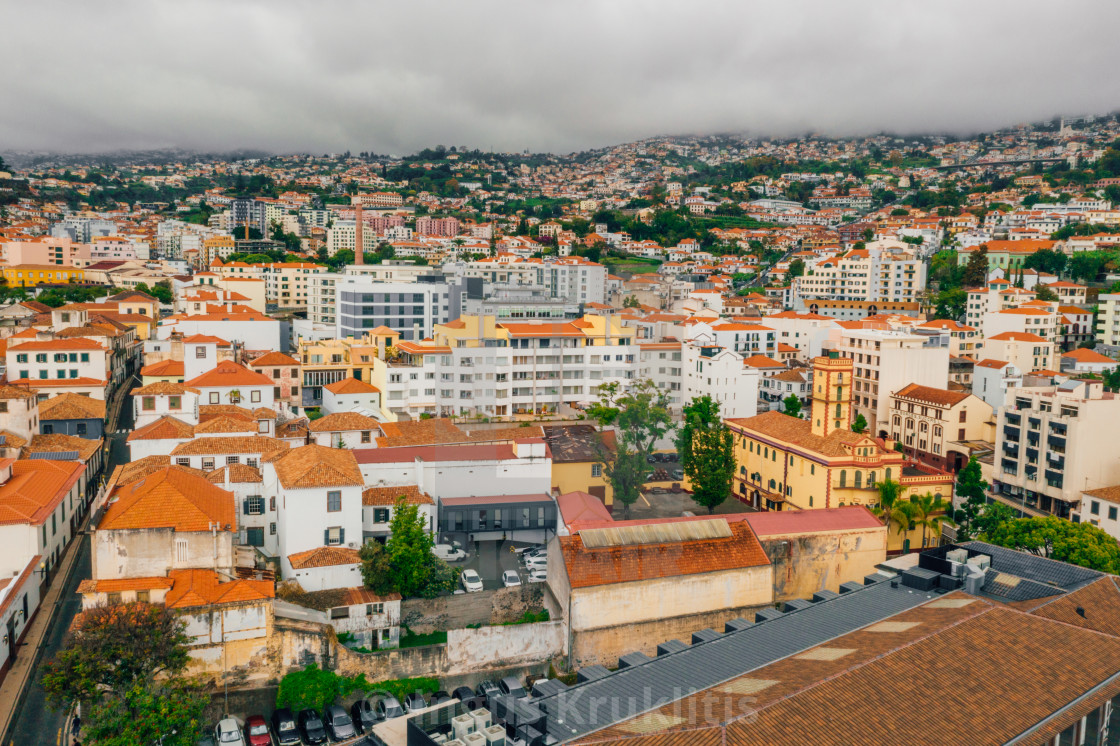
[
  {"xmin": 1023, "ymin": 248, "xmax": 1067, "ymax": 276},
  {"xmin": 984, "ymin": 516, "xmax": 1120, "ymax": 573},
  {"xmin": 41, "ymin": 603, "xmax": 200, "ymax": 745},
  {"xmin": 781, "ymin": 394, "xmax": 802, "ymax": 418},
  {"xmin": 381, "ymin": 498, "xmax": 457, "ymax": 598},
  {"xmin": 1068, "ymin": 250, "xmax": 1115, "ymax": 283},
  {"xmin": 870, "ymin": 479, "xmax": 911, "ymax": 537},
  {"xmin": 675, "ymin": 396, "xmax": 734, "ymax": 514},
  {"xmin": 909, "ymin": 493, "xmax": 956, "ymax": 548},
  {"xmin": 961, "ymin": 247, "xmax": 989, "ymax": 287},
  {"xmin": 276, "ymin": 664, "xmax": 348, "ymax": 712},
  {"xmin": 623, "ymin": 295, "xmax": 641, "ymax": 308},
  {"xmin": 82, "ymin": 679, "xmax": 208, "ymax": 746},
  {"xmin": 785, "ymin": 258, "xmax": 805, "ymax": 283},
  {"xmin": 42, "ymin": 602, "xmax": 191, "ymax": 707},
  {"xmin": 934, "ymin": 288, "xmax": 968, "ymax": 319},
  {"xmin": 358, "ymin": 540, "xmax": 396, "ymax": 595},
  {"xmin": 851, "ymin": 413, "xmax": 868, "ymax": 433},
  {"xmin": 150, "ymin": 280, "xmax": 174, "ymax": 304},
  {"xmin": 1034, "ymin": 285, "xmax": 1058, "ymax": 302},
  {"xmin": 973, "ymin": 501, "xmax": 1017, "ymax": 540},
  {"xmin": 951, "ymin": 456, "xmax": 990, "ymax": 540},
  {"xmin": 589, "ymin": 380, "xmax": 674, "ymax": 518}
]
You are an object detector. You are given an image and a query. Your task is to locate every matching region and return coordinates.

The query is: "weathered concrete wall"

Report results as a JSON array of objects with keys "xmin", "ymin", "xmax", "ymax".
[
  {"xmin": 760, "ymin": 527, "xmax": 886, "ymax": 603},
  {"xmin": 567, "ymin": 566, "xmax": 773, "ymax": 632},
  {"xmin": 93, "ymin": 527, "xmax": 233, "ymax": 580},
  {"xmin": 446, "ymin": 620, "xmax": 566, "ymax": 670},
  {"xmin": 569, "ymin": 602, "xmax": 772, "ymax": 669},
  {"xmin": 400, "ymin": 584, "xmax": 546, "ymax": 633}
]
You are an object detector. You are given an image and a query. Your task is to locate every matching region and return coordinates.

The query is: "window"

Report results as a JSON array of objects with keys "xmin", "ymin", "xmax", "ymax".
[
  {"xmin": 270, "ymin": 522, "xmax": 276, "ymax": 535},
  {"xmin": 209, "ymin": 392, "xmax": 219, "ymax": 404},
  {"xmin": 245, "ymin": 496, "xmax": 264, "ymax": 515},
  {"xmin": 0, "ymin": 402, "xmax": 6, "ymax": 413},
  {"xmin": 80, "ymin": 353, "xmax": 89, "ymax": 363},
  {"xmin": 141, "ymin": 396, "xmax": 155, "ymax": 411},
  {"xmin": 169, "ymin": 396, "xmax": 181, "ymax": 409},
  {"xmin": 250, "ymin": 390, "xmax": 261, "ymax": 403},
  {"xmin": 373, "ymin": 508, "xmax": 390, "ymax": 523},
  {"xmin": 269, "ymin": 496, "xmax": 275, "ymax": 511},
  {"xmin": 591, "ymin": 463, "xmax": 602, "ymax": 478},
  {"xmin": 226, "ymin": 456, "xmax": 240, "ymax": 465},
  {"xmin": 1111, "ymin": 507, "xmax": 1118, "ymax": 522},
  {"xmin": 175, "ymin": 538, "xmax": 189, "ymax": 563},
  {"xmin": 43, "ymin": 424, "xmax": 54, "ymax": 435},
  {"xmin": 202, "ymin": 458, "xmax": 215, "ymax": 471},
  {"xmin": 136, "ymin": 590, "xmax": 150, "ymax": 603},
  {"xmin": 331, "ymin": 606, "xmax": 350, "ymax": 619},
  {"xmin": 195, "ymin": 347, "xmax": 207, "ymax": 358},
  {"xmin": 959, "ymin": 409, "xmax": 967, "ymax": 423},
  {"xmin": 176, "ymin": 458, "xmax": 190, "ymax": 467},
  {"xmin": 76, "ymin": 423, "xmax": 87, "ymax": 436},
  {"xmin": 366, "ymin": 603, "xmax": 384, "ymax": 615},
  {"xmin": 258, "ymin": 420, "xmax": 269, "ymax": 434},
  {"xmin": 327, "ymin": 491, "xmax": 342, "ymax": 512},
  {"xmin": 361, "ymin": 431, "xmax": 371, "ymax": 443},
  {"xmin": 325, "ymin": 527, "xmax": 343, "ymax": 545},
  {"xmin": 839, "ymin": 470, "xmax": 847, "ymax": 488},
  {"xmin": 1092, "ymin": 501, "xmax": 1100, "ymax": 516}
]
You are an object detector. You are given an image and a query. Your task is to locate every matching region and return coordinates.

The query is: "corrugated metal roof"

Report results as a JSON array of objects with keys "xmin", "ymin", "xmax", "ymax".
[
  {"xmin": 578, "ymin": 517, "xmax": 731, "ymax": 549},
  {"xmin": 537, "ymin": 575, "xmax": 932, "ymax": 742}
]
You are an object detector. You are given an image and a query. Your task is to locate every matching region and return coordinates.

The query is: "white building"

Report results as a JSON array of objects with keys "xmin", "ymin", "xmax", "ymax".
[{"xmin": 682, "ymin": 341, "xmax": 760, "ymax": 419}]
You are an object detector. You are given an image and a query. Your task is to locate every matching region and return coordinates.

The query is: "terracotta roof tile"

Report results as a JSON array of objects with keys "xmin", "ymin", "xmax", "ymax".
[
  {"xmin": 287, "ymin": 546, "xmax": 360, "ymax": 569},
  {"xmin": 165, "ymin": 569, "xmax": 273, "ymax": 609},
  {"xmin": 170, "ymin": 435, "xmax": 288, "ymax": 457},
  {"xmin": 205, "ymin": 463, "xmax": 264, "ymax": 484},
  {"xmin": 323, "ymin": 377, "xmax": 380, "ymax": 395},
  {"xmin": 893, "ymin": 383, "xmax": 970, "ymax": 407},
  {"xmin": 0, "ymin": 460, "xmax": 85, "ymax": 526},
  {"xmin": 127, "ymin": 416, "xmax": 195, "ymax": 442},
  {"xmin": 38, "ymin": 392, "xmax": 106, "ymax": 421},
  {"xmin": 193, "ymin": 416, "xmax": 257, "ymax": 435},
  {"xmin": 308, "ymin": 412, "xmax": 381, "ymax": 433},
  {"xmin": 271, "ymin": 444, "xmax": 363, "ymax": 489},
  {"xmin": 24, "ymin": 433, "xmax": 102, "ymax": 461},
  {"xmin": 99, "ymin": 466, "xmax": 236, "ymax": 532},
  {"xmin": 249, "ymin": 351, "xmax": 300, "ymax": 367},
  {"xmin": 362, "ymin": 485, "xmax": 433, "ymax": 506},
  {"xmin": 184, "ymin": 360, "xmax": 273, "ymax": 388},
  {"xmin": 77, "ymin": 577, "xmax": 175, "ymax": 594},
  {"xmin": 139, "ymin": 359, "xmax": 185, "ymax": 377}
]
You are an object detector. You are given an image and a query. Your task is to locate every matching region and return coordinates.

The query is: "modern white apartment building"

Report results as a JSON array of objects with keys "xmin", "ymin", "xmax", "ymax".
[
  {"xmin": 369, "ymin": 315, "xmax": 637, "ymax": 420},
  {"xmin": 637, "ymin": 341, "xmax": 683, "ymax": 412},
  {"xmin": 834, "ymin": 329, "xmax": 950, "ymax": 436},
  {"xmin": 791, "ymin": 244, "xmax": 926, "ymax": 305},
  {"xmin": 993, "ymin": 379, "xmax": 1120, "ymax": 520},
  {"xmin": 1097, "ymin": 293, "xmax": 1120, "ymax": 348},
  {"xmin": 682, "ymin": 341, "xmax": 759, "ymax": 419},
  {"xmin": 331, "ymin": 276, "xmax": 468, "ymax": 341}
]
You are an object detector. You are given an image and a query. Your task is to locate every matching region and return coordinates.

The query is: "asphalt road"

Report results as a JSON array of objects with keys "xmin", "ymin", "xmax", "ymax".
[{"xmin": 6, "ymin": 386, "xmax": 135, "ymax": 745}]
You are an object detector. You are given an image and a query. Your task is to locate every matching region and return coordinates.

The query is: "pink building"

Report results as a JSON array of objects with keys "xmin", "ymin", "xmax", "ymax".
[
  {"xmin": 2, "ymin": 238, "xmax": 90, "ymax": 267},
  {"xmin": 415, "ymin": 216, "xmax": 460, "ymax": 237}
]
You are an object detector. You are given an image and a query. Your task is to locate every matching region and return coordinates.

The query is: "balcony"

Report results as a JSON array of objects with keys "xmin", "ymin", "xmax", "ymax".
[
  {"xmin": 1045, "ymin": 470, "xmax": 1064, "ymax": 489},
  {"xmin": 1002, "ymin": 444, "xmax": 1018, "ymax": 458},
  {"xmin": 1004, "ymin": 412, "xmax": 1021, "ymax": 425},
  {"xmin": 1003, "ymin": 425, "xmax": 1021, "ymax": 442},
  {"xmin": 1050, "ymin": 422, "xmax": 1068, "ymax": 436},
  {"xmin": 1047, "ymin": 452, "xmax": 1065, "ymax": 469},
  {"xmin": 1047, "ymin": 436, "xmax": 1066, "ymax": 453}
]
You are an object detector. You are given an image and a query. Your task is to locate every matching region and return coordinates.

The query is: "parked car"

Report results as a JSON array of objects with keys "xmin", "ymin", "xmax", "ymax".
[
  {"xmin": 523, "ymin": 555, "xmax": 547, "ymax": 571},
  {"xmin": 215, "ymin": 719, "xmax": 246, "ymax": 746},
  {"xmin": 512, "ymin": 544, "xmax": 543, "ymax": 555},
  {"xmin": 298, "ymin": 708, "xmax": 328, "ymax": 745},
  {"xmin": 271, "ymin": 708, "xmax": 302, "ymax": 746},
  {"xmin": 431, "ymin": 690, "xmax": 452, "ymax": 705},
  {"xmin": 461, "ymin": 569, "xmax": 484, "ymax": 592},
  {"xmin": 501, "ymin": 569, "xmax": 522, "ymax": 587},
  {"xmin": 244, "ymin": 715, "xmax": 271, "ymax": 746},
  {"xmin": 375, "ymin": 695, "xmax": 405, "ymax": 720},
  {"xmin": 527, "ymin": 568, "xmax": 548, "ymax": 583},
  {"xmin": 523, "ymin": 545, "xmax": 547, "ymax": 558},
  {"xmin": 404, "ymin": 691, "xmax": 429, "ymax": 713},
  {"xmin": 671, "ymin": 469, "xmax": 684, "ymax": 481},
  {"xmin": 452, "ymin": 685, "xmax": 476, "ymax": 702},
  {"xmin": 476, "ymin": 680, "xmax": 501, "ymax": 699},
  {"xmin": 498, "ymin": 676, "xmax": 527, "ymax": 699},
  {"xmin": 324, "ymin": 704, "xmax": 356, "ymax": 741},
  {"xmin": 432, "ymin": 543, "xmax": 467, "ymax": 562},
  {"xmin": 351, "ymin": 699, "xmax": 379, "ymax": 734}
]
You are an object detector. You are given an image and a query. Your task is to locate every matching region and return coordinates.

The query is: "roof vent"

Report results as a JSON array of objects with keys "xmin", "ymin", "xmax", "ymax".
[
  {"xmin": 1076, "ymin": 606, "xmax": 1086, "ymax": 618},
  {"xmin": 691, "ymin": 628, "xmax": 721, "ymax": 644},
  {"xmin": 724, "ymin": 618, "xmax": 753, "ymax": 633},
  {"xmin": 783, "ymin": 598, "xmax": 815, "ymax": 612},
  {"xmin": 839, "ymin": 581, "xmax": 864, "ymax": 594},
  {"xmin": 617, "ymin": 651, "xmax": 652, "ymax": 669},
  {"xmin": 656, "ymin": 640, "xmax": 688, "ymax": 656}
]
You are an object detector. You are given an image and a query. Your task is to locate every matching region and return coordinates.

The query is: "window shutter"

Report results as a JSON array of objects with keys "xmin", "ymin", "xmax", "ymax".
[
  {"xmin": 243, "ymin": 498, "xmax": 250, "ymax": 515},
  {"xmin": 339, "ymin": 528, "xmax": 345, "ymax": 545},
  {"xmin": 324, "ymin": 529, "xmax": 330, "ymax": 545}
]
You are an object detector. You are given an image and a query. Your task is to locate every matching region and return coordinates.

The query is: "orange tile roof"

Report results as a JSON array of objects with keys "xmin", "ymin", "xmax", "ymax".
[
  {"xmin": 0, "ymin": 384, "xmax": 37, "ymax": 401},
  {"xmin": 308, "ymin": 412, "xmax": 381, "ymax": 433},
  {"xmin": 38, "ymin": 392, "xmax": 106, "ymax": 421},
  {"xmin": 165, "ymin": 569, "xmax": 273, "ymax": 609},
  {"xmin": 893, "ymin": 383, "xmax": 970, "ymax": 407},
  {"xmin": 1062, "ymin": 348, "xmax": 1116, "ymax": 364},
  {"xmin": 558, "ymin": 519, "xmax": 769, "ymax": 589},
  {"xmin": 140, "ymin": 359, "xmax": 185, "ymax": 377},
  {"xmin": 182, "ymin": 334, "xmax": 231, "ymax": 345},
  {"xmin": 99, "ymin": 467, "xmax": 236, "ymax": 532},
  {"xmin": 184, "ymin": 360, "xmax": 273, "ymax": 388},
  {"xmin": 8, "ymin": 337, "xmax": 106, "ymax": 351},
  {"xmin": 249, "ymin": 351, "xmax": 300, "ymax": 367},
  {"xmin": 743, "ymin": 354, "xmax": 784, "ymax": 368},
  {"xmin": 0, "ymin": 460, "xmax": 85, "ymax": 526},
  {"xmin": 193, "ymin": 416, "xmax": 257, "ymax": 435},
  {"xmin": 323, "ymin": 377, "xmax": 380, "ymax": 395},
  {"xmin": 127, "ymin": 416, "xmax": 195, "ymax": 442},
  {"xmin": 988, "ymin": 331, "xmax": 1047, "ymax": 342},
  {"xmin": 205, "ymin": 463, "xmax": 264, "ymax": 484},
  {"xmin": 287, "ymin": 546, "xmax": 361, "ymax": 569},
  {"xmin": 132, "ymin": 381, "xmax": 199, "ymax": 396},
  {"xmin": 77, "ymin": 577, "xmax": 175, "ymax": 594},
  {"xmin": 270, "ymin": 444, "xmax": 363, "ymax": 489},
  {"xmin": 25, "ymin": 433, "xmax": 102, "ymax": 462},
  {"xmin": 7, "ymin": 377, "xmax": 106, "ymax": 388},
  {"xmin": 170, "ymin": 435, "xmax": 288, "ymax": 457},
  {"xmin": 362, "ymin": 485, "xmax": 433, "ymax": 506}
]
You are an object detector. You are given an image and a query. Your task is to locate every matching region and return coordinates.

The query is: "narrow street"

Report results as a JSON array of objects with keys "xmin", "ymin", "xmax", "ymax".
[{"xmin": 4, "ymin": 382, "xmax": 135, "ymax": 745}]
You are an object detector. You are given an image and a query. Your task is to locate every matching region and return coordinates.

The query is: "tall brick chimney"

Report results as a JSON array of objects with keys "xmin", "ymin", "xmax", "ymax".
[{"xmin": 352, "ymin": 195, "xmax": 364, "ymax": 266}]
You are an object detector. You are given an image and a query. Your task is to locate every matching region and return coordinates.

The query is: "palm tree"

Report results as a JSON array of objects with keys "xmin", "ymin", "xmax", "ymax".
[
  {"xmin": 870, "ymin": 479, "xmax": 904, "ymax": 534},
  {"xmin": 910, "ymin": 493, "xmax": 958, "ymax": 548}
]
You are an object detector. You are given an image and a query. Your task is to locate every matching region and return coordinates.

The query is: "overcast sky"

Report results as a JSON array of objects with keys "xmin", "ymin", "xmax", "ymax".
[{"xmin": 3, "ymin": 1, "xmax": 1119, "ymax": 156}]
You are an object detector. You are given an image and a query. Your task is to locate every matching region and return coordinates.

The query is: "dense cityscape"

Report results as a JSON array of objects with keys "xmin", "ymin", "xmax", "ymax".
[{"xmin": 3, "ymin": 110, "xmax": 1120, "ymax": 745}]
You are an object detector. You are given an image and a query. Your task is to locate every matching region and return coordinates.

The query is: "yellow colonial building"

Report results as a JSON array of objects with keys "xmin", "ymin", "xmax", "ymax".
[
  {"xmin": 2, "ymin": 264, "xmax": 84, "ymax": 287},
  {"xmin": 726, "ymin": 353, "xmax": 954, "ymax": 550}
]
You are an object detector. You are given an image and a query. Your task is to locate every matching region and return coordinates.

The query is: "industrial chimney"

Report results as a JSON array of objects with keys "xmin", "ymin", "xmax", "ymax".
[{"xmin": 352, "ymin": 195, "xmax": 364, "ymax": 266}]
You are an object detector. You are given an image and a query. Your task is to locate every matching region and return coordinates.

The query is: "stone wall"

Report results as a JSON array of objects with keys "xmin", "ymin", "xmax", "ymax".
[
  {"xmin": 760, "ymin": 528, "xmax": 886, "ymax": 603},
  {"xmin": 400, "ymin": 584, "xmax": 546, "ymax": 633},
  {"xmin": 569, "ymin": 603, "xmax": 772, "ymax": 669}
]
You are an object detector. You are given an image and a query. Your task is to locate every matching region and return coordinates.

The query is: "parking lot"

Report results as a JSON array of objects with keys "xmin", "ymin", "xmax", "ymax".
[{"xmin": 440, "ymin": 538, "xmax": 548, "ymax": 591}]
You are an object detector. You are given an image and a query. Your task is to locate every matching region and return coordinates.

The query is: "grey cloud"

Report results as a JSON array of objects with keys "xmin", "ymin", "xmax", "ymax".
[{"xmin": 2, "ymin": 0, "xmax": 1119, "ymax": 155}]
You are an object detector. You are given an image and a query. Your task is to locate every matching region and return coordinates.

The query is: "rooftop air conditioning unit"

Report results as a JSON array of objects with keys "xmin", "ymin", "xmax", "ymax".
[
  {"xmin": 348, "ymin": 542, "xmax": 357, "ymax": 548},
  {"xmin": 945, "ymin": 548, "xmax": 969, "ymax": 564},
  {"xmin": 967, "ymin": 555, "xmax": 991, "ymax": 571},
  {"xmin": 444, "ymin": 740, "xmax": 465, "ymax": 746},
  {"xmin": 463, "ymin": 734, "xmax": 487, "ymax": 746},
  {"xmin": 452, "ymin": 713, "xmax": 476, "ymax": 740},
  {"xmin": 964, "ymin": 566, "xmax": 986, "ymax": 595},
  {"xmin": 482, "ymin": 724, "xmax": 507, "ymax": 746},
  {"xmin": 470, "ymin": 709, "xmax": 492, "ymax": 731}
]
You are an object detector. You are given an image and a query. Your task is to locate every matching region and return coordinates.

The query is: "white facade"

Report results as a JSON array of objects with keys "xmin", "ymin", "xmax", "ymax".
[{"xmin": 682, "ymin": 342, "xmax": 759, "ymax": 419}]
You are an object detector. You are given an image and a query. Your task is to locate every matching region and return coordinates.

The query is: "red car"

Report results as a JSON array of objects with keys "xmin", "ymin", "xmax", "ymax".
[{"xmin": 245, "ymin": 715, "xmax": 272, "ymax": 746}]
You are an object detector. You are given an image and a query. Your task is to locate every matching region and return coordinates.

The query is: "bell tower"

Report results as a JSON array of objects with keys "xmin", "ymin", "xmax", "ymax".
[{"xmin": 811, "ymin": 352, "xmax": 853, "ymax": 438}]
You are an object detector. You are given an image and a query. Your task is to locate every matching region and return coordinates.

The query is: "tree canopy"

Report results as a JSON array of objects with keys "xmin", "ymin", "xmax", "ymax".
[
  {"xmin": 983, "ymin": 516, "xmax": 1120, "ymax": 573},
  {"xmin": 359, "ymin": 498, "xmax": 457, "ymax": 598},
  {"xmin": 675, "ymin": 396, "xmax": 734, "ymax": 514}
]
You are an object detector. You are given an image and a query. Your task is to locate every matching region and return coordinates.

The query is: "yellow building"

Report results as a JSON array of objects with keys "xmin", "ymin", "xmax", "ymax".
[
  {"xmin": 2, "ymin": 264, "xmax": 84, "ymax": 287},
  {"xmin": 726, "ymin": 353, "xmax": 954, "ymax": 551}
]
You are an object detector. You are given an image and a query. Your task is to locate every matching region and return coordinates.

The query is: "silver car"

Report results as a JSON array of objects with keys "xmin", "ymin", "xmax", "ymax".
[{"xmin": 502, "ymin": 570, "xmax": 522, "ymax": 588}]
